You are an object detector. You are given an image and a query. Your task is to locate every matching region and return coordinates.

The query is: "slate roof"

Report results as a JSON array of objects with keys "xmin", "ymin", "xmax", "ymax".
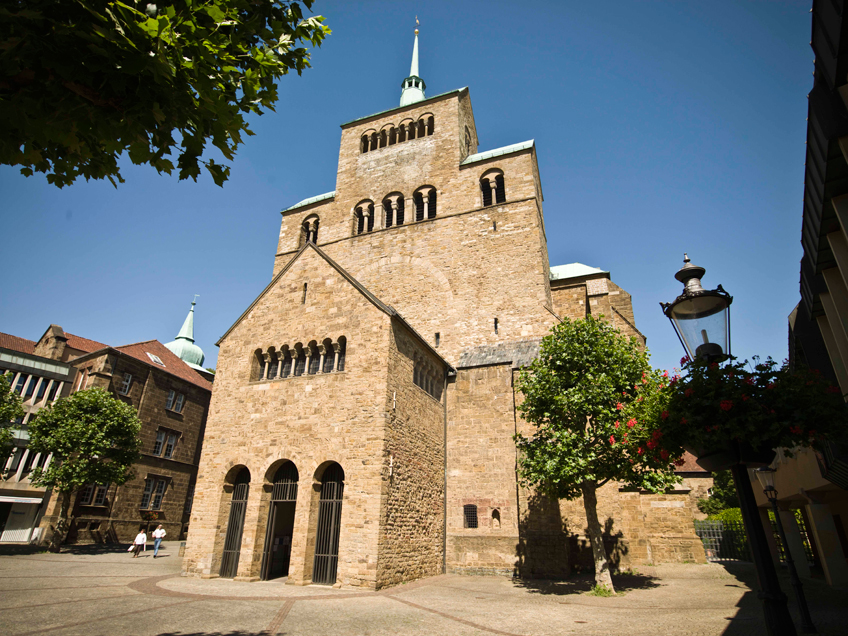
[
  {"xmin": 0, "ymin": 332, "xmax": 36, "ymax": 355},
  {"xmin": 458, "ymin": 339, "xmax": 541, "ymax": 370}
]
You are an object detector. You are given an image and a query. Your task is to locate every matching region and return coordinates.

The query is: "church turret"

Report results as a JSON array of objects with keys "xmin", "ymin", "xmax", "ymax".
[
  {"xmin": 165, "ymin": 299, "xmax": 205, "ymax": 369},
  {"xmin": 399, "ymin": 24, "xmax": 426, "ymax": 107}
]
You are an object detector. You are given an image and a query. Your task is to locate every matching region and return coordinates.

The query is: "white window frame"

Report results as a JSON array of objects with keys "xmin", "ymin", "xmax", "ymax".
[
  {"xmin": 118, "ymin": 373, "xmax": 132, "ymax": 396},
  {"xmin": 165, "ymin": 389, "xmax": 175, "ymax": 410}
]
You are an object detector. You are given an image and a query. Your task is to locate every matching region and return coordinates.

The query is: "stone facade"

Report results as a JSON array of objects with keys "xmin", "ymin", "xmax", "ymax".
[{"xmin": 183, "ymin": 80, "xmax": 706, "ymax": 589}]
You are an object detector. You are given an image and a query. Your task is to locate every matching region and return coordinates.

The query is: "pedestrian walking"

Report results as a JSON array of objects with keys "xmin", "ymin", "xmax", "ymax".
[
  {"xmin": 152, "ymin": 524, "xmax": 166, "ymax": 558},
  {"xmin": 131, "ymin": 528, "xmax": 147, "ymax": 557}
]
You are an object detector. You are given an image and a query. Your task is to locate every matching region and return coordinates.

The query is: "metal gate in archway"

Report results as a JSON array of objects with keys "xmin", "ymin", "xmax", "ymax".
[
  {"xmin": 260, "ymin": 462, "xmax": 299, "ymax": 581},
  {"xmin": 312, "ymin": 463, "xmax": 344, "ymax": 585},
  {"xmin": 220, "ymin": 468, "xmax": 250, "ymax": 578}
]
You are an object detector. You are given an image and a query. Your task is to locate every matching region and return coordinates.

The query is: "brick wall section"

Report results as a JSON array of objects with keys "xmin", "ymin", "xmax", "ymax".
[
  {"xmin": 376, "ymin": 321, "xmax": 446, "ymax": 588},
  {"xmin": 446, "ymin": 364, "xmax": 520, "ymax": 575}
]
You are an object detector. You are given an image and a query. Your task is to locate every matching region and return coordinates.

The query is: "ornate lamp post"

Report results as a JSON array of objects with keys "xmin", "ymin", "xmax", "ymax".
[
  {"xmin": 661, "ymin": 254, "xmax": 797, "ymax": 636},
  {"xmin": 756, "ymin": 467, "xmax": 817, "ymax": 633}
]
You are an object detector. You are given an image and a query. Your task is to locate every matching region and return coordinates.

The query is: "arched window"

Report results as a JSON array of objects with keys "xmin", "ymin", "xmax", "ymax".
[
  {"xmin": 463, "ymin": 504, "xmax": 478, "ymax": 529},
  {"xmin": 370, "ymin": 132, "xmax": 378, "ymax": 151},
  {"xmin": 414, "ymin": 191, "xmax": 425, "ymax": 222},
  {"xmin": 356, "ymin": 209, "xmax": 365, "ymax": 235},
  {"xmin": 279, "ymin": 347, "xmax": 291, "ymax": 379},
  {"xmin": 336, "ymin": 337, "xmax": 346, "ymax": 372},
  {"xmin": 383, "ymin": 195, "xmax": 404, "ymax": 227},
  {"xmin": 267, "ymin": 348, "xmax": 279, "ymax": 380},
  {"xmin": 492, "ymin": 509, "xmax": 501, "ymax": 529},
  {"xmin": 417, "ymin": 119, "xmax": 426, "ymax": 138},
  {"xmin": 389, "ymin": 127, "xmax": 397, "ymax": 145},
  {"xmin": 360, "ymin": 135, "xmax": 369, "ymax": 153},
  {"xmin": 398, "ymin": 121, "xmax": 409, "ymax": 143},
  {"xmin": 322, "ymin": 339, "xmax": 335, "ymax": 373},
  {"xmin": 408, "ymin": 121, "xmax": 416, "ymax": 140},
  {"xmin": 481, "ymin": 178, "xmax": 492, "ymax": 207},
  {"xmin": 495, "ymin": 174, "xmax": 506, "ymax": 204},
  {"xmin": 379, "ymin": 130, "xmax": 387, "ymax": 148},
  {"xmin": 302, "ymin": 216, "xmax": 319, "ymax": 244},
  {"xmin": 354, "ymin": 201, "xmax": 374, "ymax": 236},
  {"xmin": 293, "ymin": 345, "xmax": 306, "ymax": 377},
  {"xmin": 428, "ymin": 190, "xmax": 437, "ymax": 218},
  {"xmin": 426, "ymin": 116, "xmax": 434, "ymax": 135},
  {"xmin": 307, "ymin": 341, "xmax": 320, "ymax": 375},
  {"xmin": 252, "ymin": 349, "xmax": 265, "ymax": 382}
]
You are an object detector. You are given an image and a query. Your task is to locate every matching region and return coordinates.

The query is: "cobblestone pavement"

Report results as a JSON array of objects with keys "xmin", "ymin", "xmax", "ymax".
[{"xmin": 1, "ymin": 543, "xmax": 846, "ymax": 636}]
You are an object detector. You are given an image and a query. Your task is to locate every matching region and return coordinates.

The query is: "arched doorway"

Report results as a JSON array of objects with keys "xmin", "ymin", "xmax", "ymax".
[
  {"xmin": 312, "ymin": 463, "xmax": 344, "ymax": 585},
  {"xmin": 260, "ymin": 461, "xmax": 299, "ymax": 581},
  {"xmin": 220, "ymin": 467, "xmax": 250, "ymax": 578}
]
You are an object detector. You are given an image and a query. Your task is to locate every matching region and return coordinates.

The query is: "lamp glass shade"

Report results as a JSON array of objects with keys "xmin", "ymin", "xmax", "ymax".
[
  {"xmin": 756, "ymin": 467, "xmax": 776, "ymax": 493},
  {"xmin": 669, "ymin": 294, "xmax": 730, "ymax": 361}
]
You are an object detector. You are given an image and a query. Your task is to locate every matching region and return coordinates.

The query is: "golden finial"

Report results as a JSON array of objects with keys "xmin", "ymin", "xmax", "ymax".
[{"xmin": 415, "ymin": 16, "xmax": 419, "ymax": 35}]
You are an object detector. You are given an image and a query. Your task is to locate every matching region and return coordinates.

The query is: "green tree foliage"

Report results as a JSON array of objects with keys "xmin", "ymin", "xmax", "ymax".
[
  {"xmin": 1, "ymin": 1, "xmax": 330, "ymax": 187},
  {"xmin": 515, "ymin": 317, "xmax": 682, "ymax": 593},
  {"xmin": 660, "ymin": 357, "xmax": 848, "ymax": 459},
  {"xmin": 0, "ymin": 373, "xmax": 25, "ymax": 462},
  {"xmin": 697, "ymin": 469, "xmax": 738, "ymax": 516},
  {"xmin": 28, "ymin": 388, "xmax": 142, "ymax": 551}
]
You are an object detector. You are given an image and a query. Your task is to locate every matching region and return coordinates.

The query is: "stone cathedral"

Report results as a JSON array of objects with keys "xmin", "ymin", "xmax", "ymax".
[{"xmin": 183, "ymin": 32, "xmax": 706, "ymax": 588}]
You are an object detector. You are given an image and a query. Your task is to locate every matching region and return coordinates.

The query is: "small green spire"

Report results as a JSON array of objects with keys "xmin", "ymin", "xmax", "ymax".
[
  {"xmin": 165, "ymin": 297, "xmax": 205, "ymax": 367},
  {"xmin": 400, "ymin": 23, "xmax": 426, "ymax": 107}
]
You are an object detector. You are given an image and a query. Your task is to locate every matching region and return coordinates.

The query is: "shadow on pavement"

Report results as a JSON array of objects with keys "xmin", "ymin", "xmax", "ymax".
[{"xmin": 512, "ymin": 571, "xmax": 660, "ymax": 596}]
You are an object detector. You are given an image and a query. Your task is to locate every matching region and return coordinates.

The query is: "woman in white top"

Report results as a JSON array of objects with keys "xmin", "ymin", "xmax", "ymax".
[{"xmin": 131, "ymin": 528, "xmax": 147, "ymax": 557}]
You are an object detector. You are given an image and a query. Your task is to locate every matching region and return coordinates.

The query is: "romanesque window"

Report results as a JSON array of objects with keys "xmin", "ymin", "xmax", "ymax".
[
  {"xmin": 426, "ymin": 115, "xmax": 434, "ymax": 135},
  {"xmin": 279, "ymin": 348, "xmax": 292, "ymax": 379},
  {"xmin": 355, "ymin": 201, "xmax": 375, "ymax": 235},
  {"xmin": 413, "ymin": 354, "xmax": 441, "ymax": 401},
  {"xmin": 480, "ymin": 170, "xmax": 505, "ymax": 207},
  {"xmin": 463, "ymin": 504, "xmax": 478, "ymax": 529},
  {"xmin": 360, "ymin": 135, "xmax": 370, "ymax": 153},
  {"xmin": 336, "ymin": 337, "xmax": 346, "ymax": 372},
  {"xmin": 379, "ymin": 129, "xmax": 388, "ymax": 148},
  {"xmin": 267, "ymin": 349, "xmax": 279, "ymax": 380},
  {"xmin": 414, "ymin": 186, "xmax": 437, "ymax": 221},
  {"xmin": 492, "ymin": 509, "xmax": 501, "ymax": 529},
  {"xmin": 322, "ymin": 339, "xmax": 335, "ymax": 373},
  {"xmin": 307, "ymin": 341, "xmax": 320, "ymax": 375},
  {"xmin": 251, "ymin": 338, "xmax": 347, "ymax": 381},
  {"xmin": 301, "ymin": 216, "xmax": 320, "ymax": 245},
  {"xmin": 293, "ymin": 345, "xmax": 306, "ymax": 376},
  {"xmin": 383, "ymin": 194, "xmax": 405, "ymax": 227}
]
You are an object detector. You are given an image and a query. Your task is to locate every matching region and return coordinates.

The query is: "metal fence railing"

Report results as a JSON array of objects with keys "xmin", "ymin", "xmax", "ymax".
[{"xmin": 694, "ymin": 520, "xmax": 752, "ymax": 562}]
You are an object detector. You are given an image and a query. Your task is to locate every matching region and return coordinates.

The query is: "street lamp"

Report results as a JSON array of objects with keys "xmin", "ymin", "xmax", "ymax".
[
  {"xmin": 756, "ymin": 467, "xmax": 817, "ymax": 634},
  {"xmin": 660, "ymin": 253, "xmax": 732, "ymax": 362},
  {"xmin": 661, "ymin": 254, "xmax": 797, "ymax": 636}
]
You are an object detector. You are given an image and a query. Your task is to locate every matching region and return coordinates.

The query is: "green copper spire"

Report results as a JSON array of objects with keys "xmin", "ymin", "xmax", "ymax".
[
  {"xmin": 400, "ymin": 23, "xmax": 426, "ymax": 107},
  {"xmin": 165, "ymin": 298, "xmax": 205, "ymax": 367}
]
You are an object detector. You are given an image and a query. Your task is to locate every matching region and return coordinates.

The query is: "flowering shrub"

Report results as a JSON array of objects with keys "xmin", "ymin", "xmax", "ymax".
[{"xmin": 658, "ymin": 357, "xmax": 848, "ymax": 458}]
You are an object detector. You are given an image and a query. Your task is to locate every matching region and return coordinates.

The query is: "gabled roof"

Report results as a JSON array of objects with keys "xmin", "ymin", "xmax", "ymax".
[
  {"xmin": 340, "ymin": 87, "xmax": 468, "ymax": 128},
  {"xmin": 217, "ymin": 242, "xmax": 454, "ymax": 372},
  {"xmin": 549, "ymin": 263, "xmax": 609, "ymax": 281},
  {"xmin": 460, "ymin": 140, "xmax": 534, "ymax": 166},
  {"xmin": 0, "ymin": 332, "xmax": 36, "ymax": 355},
  {"xmin": 65, "ymin": 332, "xmax": 108, "ymax": 354}
]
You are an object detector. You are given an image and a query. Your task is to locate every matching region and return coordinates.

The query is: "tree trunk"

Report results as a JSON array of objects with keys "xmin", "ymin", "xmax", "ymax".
[
  {"xmin": 581, "ymin": 480, "xmax": 615, "ymax": 594},
  {"xmin": 47, "ymin": 490, "xmax": 73, "ymax": 553}
]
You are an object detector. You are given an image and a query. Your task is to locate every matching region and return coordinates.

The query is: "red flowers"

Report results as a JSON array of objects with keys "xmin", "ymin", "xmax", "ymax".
[
  {"xmin": 616, "ymin": 402, "xmax": 623, "ymax": 411},
  {"xmin": 789, "ymin": 425, "xmax": 802, "ymax": 435},
  {"xmin": 680, "ymin": 356, "xmax": 690, "ymax": 366},
  {"xmin": 674, "ymin": 457, "xmax": 686, "ymax": 467},
  {"xmin": 660, "ymin": 449, "xmax": 669, "ymax": 460},
  {"xmin": 637, "ymin": 447, "xmax": 644, "ymax": 455},
  {"xmin": 685, "ymin": 388, "xmax": 694, "ymax": 397},
  {"xmin": 681, "ymin": 417, "xmax": 688, "ymax": 424},
  {"xmin": 709, "ymin": 362, "xmax": 719, "ymax": 370},
  {"xmin": 627, "ymin": 418, "xmax": 636, "ymax": 428},
  {"xmin": 647, "ymin": 440, "xmax": 657, "ymax": 449},
  {"xmin": 662, "ymin": 370, "xmax": 669, "ymax": 378},
  {"xmin": 720, "ymin": 400, "xmax": 733, "ymax": 411},
  {"xmin": 614, "ymin": 421, "xmax": 620, "ymax": 429},
  {"xmin": 652, "ymin": 430, "xmax": 662, "ymax": 440},
  {"xmin": 660, "ymin": 410, "xmax": 669, "ymax": 420},
  {"xmin": 609, "ymin": 435, "xmax": 616, "ymax": 445}
]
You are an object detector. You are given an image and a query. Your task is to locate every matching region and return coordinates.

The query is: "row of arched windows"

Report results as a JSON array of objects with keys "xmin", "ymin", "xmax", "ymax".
[
  {"xmin": 413, "ymin": 353, "xmax": 443, "ymax": 401},
  {"xmin": 353, "ymin": 186, "xmax": 437, "ymax": 235},
  {"xmin": 251, "ymin": 338, "xmax": 347, "ymax": 382},
  {"xmin": 360, "ymin": 114, "xmax": 435, "ymax": 154},
  {"xmin": 300, "ymin": 215, "xmax": 320, "ymax": 246}
]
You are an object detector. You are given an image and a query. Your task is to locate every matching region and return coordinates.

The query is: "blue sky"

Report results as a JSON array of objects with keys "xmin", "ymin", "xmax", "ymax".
[{"xmin": 0, "ymin": 0, "xmax": 813, "ymax": 373}]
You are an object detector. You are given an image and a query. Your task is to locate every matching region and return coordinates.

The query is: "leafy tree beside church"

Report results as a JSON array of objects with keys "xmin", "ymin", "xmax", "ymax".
[{"xmin": 515, "ymin": 317, "xmax": 682, "ymax": 594}]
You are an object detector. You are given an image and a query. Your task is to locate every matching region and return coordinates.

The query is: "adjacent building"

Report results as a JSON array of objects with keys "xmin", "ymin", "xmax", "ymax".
[
  {"xmin": 1, "ymin": 303, "xmax": 213, "ymax": 544},
  {"xmin": 182, "ymin": 32, "xmax": 707, "ymax": 588}
]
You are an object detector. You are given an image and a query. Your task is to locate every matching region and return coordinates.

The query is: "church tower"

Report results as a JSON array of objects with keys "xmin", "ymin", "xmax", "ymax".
[{"xmin": 182, "ymin": 30, "xmax": 705, "ymax": 589}]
